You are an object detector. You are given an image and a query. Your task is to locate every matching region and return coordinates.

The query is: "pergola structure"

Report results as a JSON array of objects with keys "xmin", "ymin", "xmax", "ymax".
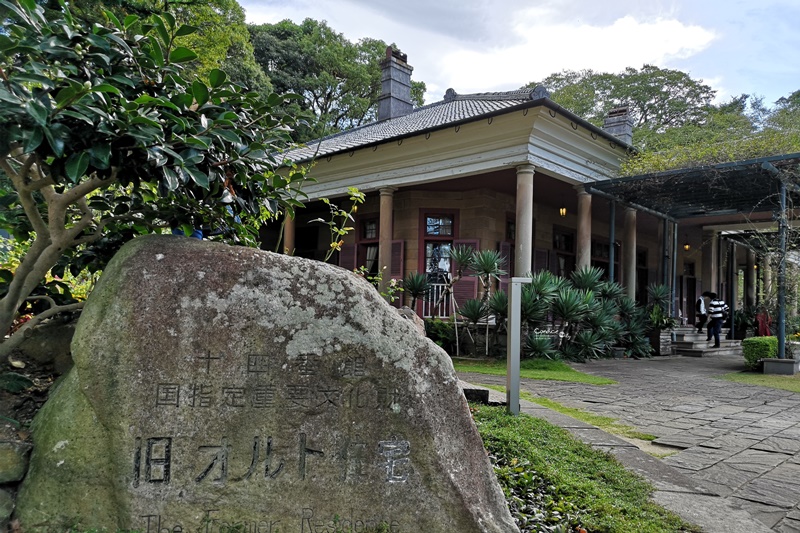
[{"xmin": 586, "ymin": 152, "xmax": 800, "ymax": 358}]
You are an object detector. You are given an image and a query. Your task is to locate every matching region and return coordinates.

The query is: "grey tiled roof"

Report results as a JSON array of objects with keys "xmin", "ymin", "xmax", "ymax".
[{"xmin": 280, "ymin": 87, "xmax": 552, "ymax": 163}]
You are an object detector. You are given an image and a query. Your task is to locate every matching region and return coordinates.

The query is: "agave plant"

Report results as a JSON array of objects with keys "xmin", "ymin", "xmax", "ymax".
[
  {"xmin": 458, "ymin": 298, "xmax": 488, "ymax": 356},
  {"xmin": 403, "ymin": 272, "xmax": 430, "ymax": 309},
  {"xmin": 523, "ymin": 333, "xmax": 557, "ymax": 359},
  {"xmin": 472, "ymin": 249, "xmax": 507, "ymax": 304},
  {"xmin": 596, "ymin": 280, "xmax": 626, "ymax": 302},
  {"xmin": 570, "ymin": 266, "xmax": 605, "ymax": 291},
  {"xmin": 572, "ymin": 329, "xmax": 607, "ymax": 361}
]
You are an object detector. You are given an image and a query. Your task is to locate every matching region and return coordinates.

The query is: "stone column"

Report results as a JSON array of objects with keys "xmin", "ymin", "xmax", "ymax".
[
  {"xmin": 575, "ymin": 188, "xmax": 592, "ymax": 271},
  {"xmin": 378, "ymin": 187, "xmax": 396, "ymax": 293},
  {"xmin": 701, "ymin": 230, "xmax": 718, "ymax": 293},
  {"xmin": 745, "ymin": 248, "xmax": 756, "ymax": 308},
  {"xmin": 514, "ymin": 164, "xmax": 535, "ymax": 276},
  {"xmin": 622, "ymin": 207, "xmax": 637, "ymax": 299},
  {"xmin": 283, "ymin": 212, "xmax": 295, "ymax": 255}
]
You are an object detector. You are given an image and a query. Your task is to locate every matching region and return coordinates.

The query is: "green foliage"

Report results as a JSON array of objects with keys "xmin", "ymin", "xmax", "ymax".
[
  {"xmin": 473, "ymin": 405, "xmax": 697, "ymax": 532},
  {"xmin": 249, "ymin": 20, "xmax": 426, "ymax": 142},
  {"xmin": 645, "ymin": 283, "xmax": 676, "ymax": 332},
  {"xmin": 458, "ymin": 298, "xmax": 487, "ymax": 325},
  {"xmin": 0, "ymin": 371, "xmax": 34, "ymax": 393},
  {"xmin": 523, "ymin": 334, "xmax": 556, "ymax": 359},
  {"xmin": 487, "ymin": 290, "xmax": 508, "ymax": 323},
  {"xmin": 452, "ymin": 358, "xmax": 616, "ymax": 385},
  {"xmin": 742, "ymin": 336, "xmax": 779, "ymax": 370},
  {"xmin": 312, "ymin": 187, "xmax": 365, "ymax": 261},
  {"xmin": 0, "ymin": 0, "xmax": 309, "ymax": 349},
  {"xmin": 402, "ymin": 271, "xmax": 430, "ymax": 308},
  {"xmin": 353, "ymin": 265, "xmax": 402, "ymax": 303},
  {"xmin": 424, "ymin": 317, "xmax": 456, "ymax": 354},
  {"xmin": 569, "ymin": 266, "xmax": 604, "ymax": 291}
]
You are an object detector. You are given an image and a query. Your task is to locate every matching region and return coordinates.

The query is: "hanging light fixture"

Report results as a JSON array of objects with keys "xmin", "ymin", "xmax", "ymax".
[
  {"xmin": 559, "ymin": 203, "xmax": 567, "ymax": 217},
  {"xmin": 683, "ymin": 235, "xmax": 690, "ymax": 251}
]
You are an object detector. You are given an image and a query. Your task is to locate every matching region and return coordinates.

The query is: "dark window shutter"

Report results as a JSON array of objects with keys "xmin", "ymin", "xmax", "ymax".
[
  {"xmin": 339, "ymin": 243, "xmax": 356, "ymax": 271},
  {"xmin": 534, "ymin": 248, "xmax": 549, "ymax": 274}
]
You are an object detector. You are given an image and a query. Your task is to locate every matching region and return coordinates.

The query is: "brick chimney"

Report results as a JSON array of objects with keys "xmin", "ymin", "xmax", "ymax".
[
  {"xmin": 377, "ymin": 47, "xmax": 413, "ymax": 121},
  {"xmin": 602, "ymin": 106, "xmax": 634, "ymax": 145}
]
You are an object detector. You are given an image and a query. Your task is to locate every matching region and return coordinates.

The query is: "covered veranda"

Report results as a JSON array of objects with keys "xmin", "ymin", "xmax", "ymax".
[{"xmin": 586, "ymin": 152, "xmax": 800, "ymax": 358}]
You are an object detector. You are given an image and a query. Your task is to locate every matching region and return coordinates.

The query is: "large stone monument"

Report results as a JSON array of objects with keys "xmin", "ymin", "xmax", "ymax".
[{"xmin": 16, "ymin": 236, "xmax": 517, "ymax": 532}]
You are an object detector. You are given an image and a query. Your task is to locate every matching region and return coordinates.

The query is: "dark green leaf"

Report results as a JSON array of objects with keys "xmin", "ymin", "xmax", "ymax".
[
  {"xmin": 43, "ymin": 127, "xmax": 65, "ymax": 157},
  {"xmin": 148, "ymin": 41, "xmax": 165, "ymax": 67},
  {"xmin": 123, "ymin": 14, "xmax": 139, "ymax": 29},
  {"xmin": 88, "ymin": 144, "xmax": 111, "ymax": 168},
  {"xmin": 90, "ymin": 84, "xmax": 121, "ymax": 95},
  {"xmin": 215, "ymin": 129, "xmax": 241, "ymax": 144},
  {"xmin": 175, "ymin": 24, "xmax": 198, "ymax": 37},
  {"xmin": 103, "ymin": 9, "xmax": 122, "ymax": 29},
  {"xmin": 192, "ymin": 80, "xmax": 208, "ymax": 107},
  {"xmin": 162, "ymin": 166, "xmax": 178, "ymax": 190},
  {"xmin": 208, "ymin": 69, "xmax": 227, "ymax": 88},
  {"xmin": 65, "ymin": 152, "xmax": 90, "ymax": 182},
  {"xmin": 26, "ymin": 99, "xmax": 49, "ymax": 126},
  {"xmin": 168, "ymin": 47, "xmax": 197, "ymax": 63},
  {"xmin": 0, "ymin": 372, "xmax": 34, "ymax": 393},
  {"xmin": 54, "ymin": 86, "xmax": 78, "ymax": 107},
  {"xmin": 185, "ymin": 166, "xmax": 209, "ymax": 188},
  {"xmin": 15, "ymin": 73, "xmax": 55, "ymax": 89},
  {"xmin": 153, "ymin": 16, "xmax": 170, "ymax": 46},
  {"xmin": 17, "ymin": 0, "xmax": 36, "ymax": 11},
  {"xmin": 24, "ymin": 128, "xmax": 43, "ymax": 153}
]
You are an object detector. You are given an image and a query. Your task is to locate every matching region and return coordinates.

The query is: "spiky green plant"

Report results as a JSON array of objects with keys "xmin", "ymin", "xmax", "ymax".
[
  {"xmin": 572, "ymin": 329, "xmax": 607, "ymax": 361},
  {"xmin": 570, "ymin": 266, "xmax": 605, "ymax": 291},
  {"xmin": 523, "ymin": 334, "xmax": 557, "ymax": 359},
  {"xmin": 597, "ymin": 280, "xmax": 626, "ymax": 302},
  {"xmin": 403, "ymin": 272, "xmax": 430, "ymax": 309},
  {"xmin": 458, "ymin": 298, "xmax": 488, "ymax": 356}
]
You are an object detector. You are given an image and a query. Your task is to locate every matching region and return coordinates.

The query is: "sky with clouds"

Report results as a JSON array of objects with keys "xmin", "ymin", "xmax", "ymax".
[{"xmin": 240, "ymin": 0, "xmax": 799, "ymax": 108}]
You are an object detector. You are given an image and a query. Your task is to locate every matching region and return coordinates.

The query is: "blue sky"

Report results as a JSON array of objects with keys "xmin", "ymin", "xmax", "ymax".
[{"xmin": 240, "ymin": 0, "xmax": 800, "ymax": 108}]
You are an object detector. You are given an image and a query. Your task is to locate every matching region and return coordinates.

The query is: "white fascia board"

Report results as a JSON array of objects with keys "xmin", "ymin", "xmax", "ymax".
[
  {"xmin": 524, "ymin": 108, "xmax": 626, "ymax": 184},
  {"xmin": 300, "ymin": 107, "xmax": 627, "ymax": 199}
]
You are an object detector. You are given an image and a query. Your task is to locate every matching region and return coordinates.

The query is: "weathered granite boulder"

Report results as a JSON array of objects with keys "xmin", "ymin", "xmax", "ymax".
[{"xmin": 16, "ymin": 235, "xmax": 517, "ymax": 533}]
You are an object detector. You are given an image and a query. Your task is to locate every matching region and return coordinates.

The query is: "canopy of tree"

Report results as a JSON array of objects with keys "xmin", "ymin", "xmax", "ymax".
[
  {"xmin": 527, "ymin": 66, "xmax": 800, "ymax": 175},
  {"xmin": 0, "ymin": 0, "xmax": 308, "ymax": 357},
  {"xmin": 40, "ymin": 0, "xmax": 271, "ymax": 92},
  {"xmin": 249, "ymin": 18, "xmax": 427, "ymax": 142}
]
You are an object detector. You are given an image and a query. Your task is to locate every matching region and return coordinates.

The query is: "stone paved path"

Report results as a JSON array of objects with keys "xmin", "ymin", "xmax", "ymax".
[{"xmin": 460, "ymin": 354, "xmax": 800, "ymax": 532}]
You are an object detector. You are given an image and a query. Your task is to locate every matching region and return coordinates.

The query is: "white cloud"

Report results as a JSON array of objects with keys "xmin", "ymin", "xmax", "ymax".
[{"xmin": 437, "ymin": 14, "xmax": 717, "ymax": 96}]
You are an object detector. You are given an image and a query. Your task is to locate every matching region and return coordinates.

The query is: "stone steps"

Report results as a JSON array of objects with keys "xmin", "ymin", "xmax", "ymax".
[{"xmin": 672, "ymin": 327, "xmax": 743, "ymax": 357}]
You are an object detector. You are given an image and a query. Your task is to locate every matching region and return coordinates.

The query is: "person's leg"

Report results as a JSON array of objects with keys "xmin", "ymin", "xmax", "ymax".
[
  {"xmin": 706, "ymin": 320, "xmax": 712, "ymax": 341},
  {"xmin": 697, "ymin": 314, "xmax": 707, "ymax": 333},
  {"xmin": 712, "ymin": 319, "xmax": 722, "ymax": 347}
]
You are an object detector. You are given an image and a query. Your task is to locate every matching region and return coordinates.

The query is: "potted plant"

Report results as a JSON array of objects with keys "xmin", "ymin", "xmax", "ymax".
[
  {"xmin": 645, "ymin": 284, "xmax": 677, "ymax": 356},
  {"xmin": 730, "ymin": 308, "xmax": 754, "ymax": 340}
]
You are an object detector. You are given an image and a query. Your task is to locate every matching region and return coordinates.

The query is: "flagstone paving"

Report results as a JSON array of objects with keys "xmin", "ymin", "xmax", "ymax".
[{"xmin": 459, "ymin": 354, "xmax": 800, "ymax": 532}]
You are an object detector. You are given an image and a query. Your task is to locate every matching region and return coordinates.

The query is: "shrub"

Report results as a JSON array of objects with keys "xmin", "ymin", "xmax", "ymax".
[
  {"xmin": 742, "ymin": 336, "xmax": 779, "ymax": 370},
  {"xmin": 424, "ymin": 318, "xmax": 456, "ymax": 354}
]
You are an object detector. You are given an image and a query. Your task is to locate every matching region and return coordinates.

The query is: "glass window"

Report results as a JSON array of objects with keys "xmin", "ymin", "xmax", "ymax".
[
  {"xmin": 425, "ymin": 242, "xmax": 452, "ymax": 283},
  {"xmin": 362, "ymin": 219, "xmax": 377, "ymax": 240},
  {"xmin": 426, "ymin": 215, "xmax": 453, "ymax": 236}
]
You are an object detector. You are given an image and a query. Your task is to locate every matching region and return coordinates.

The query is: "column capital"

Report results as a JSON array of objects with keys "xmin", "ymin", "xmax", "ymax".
[
  {"xmin": 515, "ymin": 164, "xmax": 536, "ymax": 175},
  {"xmin": 379, "ymin": 186, "xmax": 398, "ymax": 196},
  {"xmin": 574, "ymin": 185, "xmax": 591, "ymax": 197}
]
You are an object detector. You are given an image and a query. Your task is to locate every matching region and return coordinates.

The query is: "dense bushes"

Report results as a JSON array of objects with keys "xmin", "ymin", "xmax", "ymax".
[{"xmin": 742, "ymin": 336, "xmax": 779, "ymax": 370}]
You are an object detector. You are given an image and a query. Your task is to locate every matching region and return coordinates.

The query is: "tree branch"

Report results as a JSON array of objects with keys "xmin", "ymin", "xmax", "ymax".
[{"xmin": 0, "ymin": 301, "xmax": 84, "ymax": 360}]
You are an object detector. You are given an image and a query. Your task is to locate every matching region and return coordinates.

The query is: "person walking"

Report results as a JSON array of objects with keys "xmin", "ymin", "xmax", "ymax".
[
  {"xmin": 695, "ymin": 291, "xmax": 711, "ymax": 333},
  {"xmin": 707, "ymin": 292, "xmax": 729, "ymax": 348}
]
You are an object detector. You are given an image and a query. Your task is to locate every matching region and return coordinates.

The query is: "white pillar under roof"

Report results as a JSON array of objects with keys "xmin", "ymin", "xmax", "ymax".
[
  {"xmin": 283, "ymin": 212, "xmax": 295, "ymax": 255},
  {"xmin": 378, "ymin": 187, "xmax": 396, "ymax": 293},
  {"xmin": 623, "ymin": 207, "xmax": 637, "ymax": 299},
  {"xmin": 575, "ymin": 187, "xmax": 592, "ymax": 271},
  {"xmin": 514, "ymin": 164, "xmax": 535, "ymax": 276}
]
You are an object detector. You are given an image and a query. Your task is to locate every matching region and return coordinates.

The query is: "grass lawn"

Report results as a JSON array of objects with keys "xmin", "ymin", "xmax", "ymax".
[
  {"xmin": 718, "ymin": 371, "xmax": 800, "ymax": 393},
  {"xmin": 474, "ymin": 404, "xmax": 699, "ymax": 532},
  {"xmin": 482, "ymin": 384, "xmax": 657, "ymax": 442},
  {"xmin": 452, "ymin": 357, "xmax": 617, "ymax": 385}
]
